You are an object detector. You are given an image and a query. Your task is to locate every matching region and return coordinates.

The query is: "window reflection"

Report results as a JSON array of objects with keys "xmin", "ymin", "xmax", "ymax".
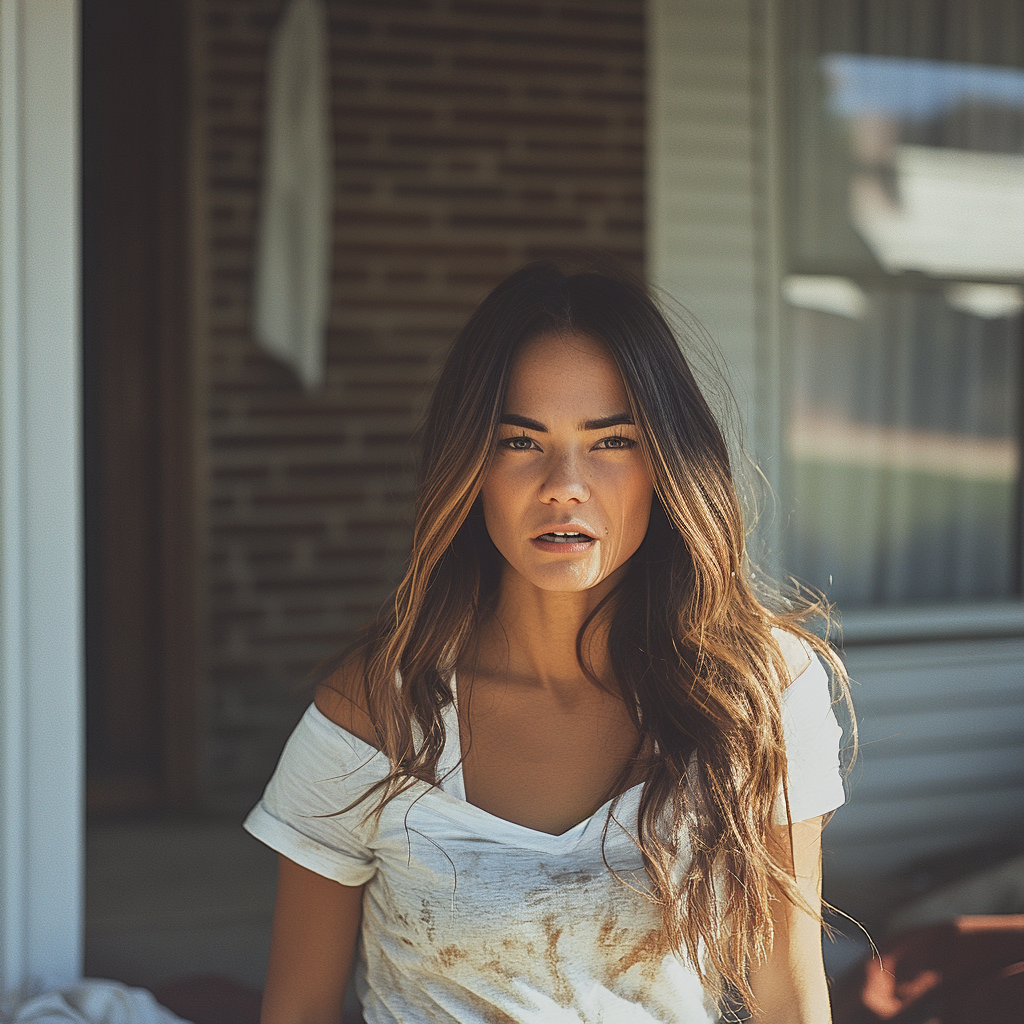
[
  {"xmin": 827, "ymin": 55, "xmax": 1024, "ymax": 278},
  {"xmin": 783, "ymin": 9, "xmax": 1024, "ymax": 609},
  {"xmin": 785, "ymin": 288, "xmax": 1020, "ymax": 608}
]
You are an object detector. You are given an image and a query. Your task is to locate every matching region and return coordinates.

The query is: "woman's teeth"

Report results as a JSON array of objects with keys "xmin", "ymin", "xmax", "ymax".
[{"xmin": 539, "ymin": 532, "xmax": 591, "ymax": 543}]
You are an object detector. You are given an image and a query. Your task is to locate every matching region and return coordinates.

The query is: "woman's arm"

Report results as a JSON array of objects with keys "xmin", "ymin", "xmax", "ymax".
[
  {"xmin": 748, "ymin": 816, "xmax": 832, "ymax": 1024},
  {"xmin": 261, "ymin": 854, "xmax": 364, "ymax": 1024}
]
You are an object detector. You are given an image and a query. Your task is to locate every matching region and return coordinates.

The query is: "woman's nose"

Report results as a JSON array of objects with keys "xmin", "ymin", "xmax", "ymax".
[{"xmin": 538, "ymin": 452, "xmax": 590, "ymax": 504}]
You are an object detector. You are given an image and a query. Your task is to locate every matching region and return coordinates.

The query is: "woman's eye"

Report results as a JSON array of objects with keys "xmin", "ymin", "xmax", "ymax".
[
  {"xmin": 500, "ymin": 435, "xmax": 538, "ymax": 451},
  {"xmin": 595, "ymin": 435, "xmax": 636, "ymax": 450}
]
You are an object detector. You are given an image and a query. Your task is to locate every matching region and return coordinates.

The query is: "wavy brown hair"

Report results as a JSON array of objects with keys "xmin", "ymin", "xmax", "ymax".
[{"xmin": 325, "ymin": 261, "xmax": 853, "ymax": 1007}]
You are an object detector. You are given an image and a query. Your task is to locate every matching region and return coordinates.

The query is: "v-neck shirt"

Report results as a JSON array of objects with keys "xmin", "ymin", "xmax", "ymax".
[
  {"xmin": 244, "ymin": 642, "xmax": 845, "ymax": 1023},
  {"xmin": 419, "ymin": 673, "xmax": 643, "ymax": 838}
]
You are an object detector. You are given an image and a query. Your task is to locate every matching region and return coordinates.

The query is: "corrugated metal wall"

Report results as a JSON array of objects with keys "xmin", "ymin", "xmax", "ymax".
[
  {"xmin": 647, "ymin": 0, "xmax": 1024, "ymax": 920},
  {"xmin": 828, "ymin": 635, "xmax": 1024, "ymax": 907}
]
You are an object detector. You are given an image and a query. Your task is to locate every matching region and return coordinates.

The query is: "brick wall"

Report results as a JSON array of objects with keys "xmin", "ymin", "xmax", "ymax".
[{"xmin": 202, "ymin": 0, "xmax": 645, "ymax": 810}]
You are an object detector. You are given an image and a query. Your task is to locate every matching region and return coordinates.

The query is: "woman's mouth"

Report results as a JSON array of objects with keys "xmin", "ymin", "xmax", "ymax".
[{"xmin": 531, "ymin": 530, "xmax": 596, "ymax": 552}]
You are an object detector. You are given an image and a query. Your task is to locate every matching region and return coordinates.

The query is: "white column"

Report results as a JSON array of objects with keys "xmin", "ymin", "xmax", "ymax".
[
  {"xmin": 646, "ymin": 0, "xmax": 759, "ymax": 418},
  {"xmin": 0, "ymin": 0, "xmax": 82, "ymax": 992},
  {"xmin": 646, "ymin": 0, "xmax": 783, "ymax": 571}
]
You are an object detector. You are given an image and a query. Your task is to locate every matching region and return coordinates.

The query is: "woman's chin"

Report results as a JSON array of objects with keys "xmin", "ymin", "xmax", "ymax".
[{"xmin": 515, "ymin": 559, "xmax": 620, "ymax": 595}]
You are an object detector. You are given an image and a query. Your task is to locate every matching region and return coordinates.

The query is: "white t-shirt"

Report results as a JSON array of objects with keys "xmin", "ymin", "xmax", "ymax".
[{"xmin": 244, "ymin": 641, "xmax": 845, "ymax": 1024}]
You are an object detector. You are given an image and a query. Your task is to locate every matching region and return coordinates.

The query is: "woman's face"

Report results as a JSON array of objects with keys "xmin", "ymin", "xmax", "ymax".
[{"xmin": 480, "ymin": 332, "xmax": 654, "ymax": 594}]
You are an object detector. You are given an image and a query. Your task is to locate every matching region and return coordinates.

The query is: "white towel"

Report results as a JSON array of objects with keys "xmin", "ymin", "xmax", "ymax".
[
  {"xmin": 0, "ymin": 980, "xmax": 188, "ymax": 1024},
  {"xmin": 253, "ymin": 0, "xmax": 333, "ymax": 391}
]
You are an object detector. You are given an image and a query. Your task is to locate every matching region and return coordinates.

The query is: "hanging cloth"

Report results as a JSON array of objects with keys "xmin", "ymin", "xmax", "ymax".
[{"xmin": 253, "ymin": 0, "xmax": 333, "ymax": 391}]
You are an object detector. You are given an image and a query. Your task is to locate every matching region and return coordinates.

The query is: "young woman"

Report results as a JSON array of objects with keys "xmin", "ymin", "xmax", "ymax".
[{"xmin": 244, "ymin": 263, "xmax": 851, "ymax": 1024}]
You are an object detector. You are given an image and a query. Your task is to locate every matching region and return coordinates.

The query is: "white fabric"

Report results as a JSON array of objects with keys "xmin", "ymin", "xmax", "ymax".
[
  {"xmin": 0, "ymin": 981, "xmax": 189, "ymax": 1024},
  {"xmin": 244, "ymin": 644, "xmax": 845, "ymax": 1024},
  {"xmin": 253, "ymin": 0, "xmax": 333, "ymax": 391}
]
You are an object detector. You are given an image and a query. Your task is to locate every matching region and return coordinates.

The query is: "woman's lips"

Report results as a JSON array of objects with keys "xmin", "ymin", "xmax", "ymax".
[{"xmin": 531, "ymin": 530, "xmax": 596, "ymax": 553}]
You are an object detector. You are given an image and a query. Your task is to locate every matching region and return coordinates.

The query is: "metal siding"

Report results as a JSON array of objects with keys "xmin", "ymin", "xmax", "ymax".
[
  {"xmin": 647, "ymin": 0, "xmax": 759, "ymax": 417},
  {"xmin": 827, "ymin": 639, "xmax": 1024, "ymax": 888}
]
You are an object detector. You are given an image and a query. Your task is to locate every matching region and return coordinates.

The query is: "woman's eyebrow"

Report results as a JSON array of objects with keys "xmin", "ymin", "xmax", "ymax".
[
  {"xmin": 500, "ymin": 413, "xmax": 547, "ymax": 432},
  {"xmin": 582, "ymin": 413, "xmax": 634, "ymax": 430},
  {"xmin": 498, "ymin": 412, "xmax": 635, "ymax": 432}
]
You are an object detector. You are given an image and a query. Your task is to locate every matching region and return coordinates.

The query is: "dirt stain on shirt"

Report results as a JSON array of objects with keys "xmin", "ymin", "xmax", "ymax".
[
  {"xmin": 596, "ymin": 913, "xmax": 632, "ymax": 950},
  {"xmin": 542, "ymin": 914, "xmax": 576, "ymax": 1007},
  {"xmin": 437, "ymin": 944, "xmax": 468, "ymax": 969},
  {"xmin": 613, "ymin": 924, "xmax": 671, "ymax": 981},
  {"xmin": 420, "ymin": 897, "xmax": 436, "ymax": 943}
]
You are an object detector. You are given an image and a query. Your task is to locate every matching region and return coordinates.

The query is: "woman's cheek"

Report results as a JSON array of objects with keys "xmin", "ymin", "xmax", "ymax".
[
  {"xmin": 480, "ymin": 474, "xmax": 523, "ymax": 557},
  {"xmin": 486, "ymin": 462, "xmax": 526, "ymax": 510}
]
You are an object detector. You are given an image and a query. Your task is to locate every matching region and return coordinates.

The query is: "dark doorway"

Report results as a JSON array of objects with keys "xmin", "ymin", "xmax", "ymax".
[{"xmin": 82, "ymin": 0, "xmax": 204, "ymax": 813}]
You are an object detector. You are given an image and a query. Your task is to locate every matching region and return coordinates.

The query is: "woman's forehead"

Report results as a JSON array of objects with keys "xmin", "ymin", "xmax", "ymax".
[{"xmin": 504, "ymin": 332, "xmax": 629, "ymax": 415}]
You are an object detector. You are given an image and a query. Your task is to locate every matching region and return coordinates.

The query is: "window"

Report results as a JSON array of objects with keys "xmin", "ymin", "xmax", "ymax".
[{"xmin": 781, "ymin": 0, "xmax": 1024, "ymax": 608}]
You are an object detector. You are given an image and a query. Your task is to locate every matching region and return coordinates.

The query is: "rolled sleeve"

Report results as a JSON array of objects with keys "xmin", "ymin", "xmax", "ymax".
[
  {"xmin": 243, "ymin": 704, "xmax": 385, "ymax": 885},
  {"xmin": 774, "ymin": 645, "xmax": 846, "ymax": 824}
]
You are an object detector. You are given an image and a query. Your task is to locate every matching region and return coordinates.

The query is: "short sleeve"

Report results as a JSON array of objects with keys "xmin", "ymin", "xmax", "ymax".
[
  {"xmin": 243, "ymin": 704, "xmax": 386, "ymax": 885},
  {"xmin": 773, "ymin": 639, "xmax": 846, "ymax": 824}
]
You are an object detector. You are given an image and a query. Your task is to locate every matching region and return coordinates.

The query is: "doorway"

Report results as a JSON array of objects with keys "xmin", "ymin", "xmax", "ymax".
[{"xmin": 82, "ymin": 0, "xmax": 204, "ymax": 813}]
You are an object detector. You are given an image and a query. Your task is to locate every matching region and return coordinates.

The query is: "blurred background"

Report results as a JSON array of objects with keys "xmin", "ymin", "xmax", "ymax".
[{"xmin": 4, "ymin": 0, "xmax": 1023, "ymax": 1009}]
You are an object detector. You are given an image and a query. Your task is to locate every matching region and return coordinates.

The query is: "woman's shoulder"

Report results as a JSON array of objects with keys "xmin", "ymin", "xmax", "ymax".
[
  {"xmin": 315, "ymin": 653, "xmax": 380, "ymax": 749},
  {"xmin": 769, "ymin": 625, "xmax": 814, "ymax": 686}
]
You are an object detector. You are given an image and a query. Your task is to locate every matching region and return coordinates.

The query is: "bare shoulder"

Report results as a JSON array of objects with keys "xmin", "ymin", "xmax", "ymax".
[
  {"xmin": 769, "ymin": 625, "xmax": 813, "ymax": 685},
  {"xmin": 314, "ymin": 653, "xmax": 379, "ymax": 749}
]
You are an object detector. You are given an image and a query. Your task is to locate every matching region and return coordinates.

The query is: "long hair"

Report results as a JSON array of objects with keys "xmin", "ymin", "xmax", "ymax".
[{"xmin": 326, "ymin": 261, "xmax": 853, "ymax": 1007}]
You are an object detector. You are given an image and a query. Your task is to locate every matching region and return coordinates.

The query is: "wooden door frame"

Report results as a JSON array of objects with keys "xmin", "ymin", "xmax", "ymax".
[
  {"xmin": 83, "ymin": 0, "xmax": 207, "ymax": 813},
  {"xmin": 158, "ymin": 0, "xmax": 209, "ymax": 810}
]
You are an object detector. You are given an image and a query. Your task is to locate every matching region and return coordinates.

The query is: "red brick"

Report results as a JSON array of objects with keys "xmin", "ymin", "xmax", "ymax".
[{"xmin": 201, "ymin": 0, "xmax": 644, "ymax": 807}]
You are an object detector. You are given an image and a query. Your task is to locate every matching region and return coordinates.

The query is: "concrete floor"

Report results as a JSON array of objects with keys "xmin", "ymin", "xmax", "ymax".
[{"xmin": 85, "ymin": 818, "xmax": 278, "ymax": 991}]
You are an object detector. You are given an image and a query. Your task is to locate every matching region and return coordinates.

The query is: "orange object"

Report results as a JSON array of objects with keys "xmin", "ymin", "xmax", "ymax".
[{"xmin": 833, "ymin": 915, "xmax": 1024, "ymax": 1024}]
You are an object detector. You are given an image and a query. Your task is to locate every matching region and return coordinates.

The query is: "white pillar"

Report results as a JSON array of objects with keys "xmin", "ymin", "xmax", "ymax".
[
  {"xmin": 646, "ymin": 0, "xmax": 783, "ymax": 572},
  {"xmin": 0, "ymin": 0, "xmax": 82, "ymax": 992}
]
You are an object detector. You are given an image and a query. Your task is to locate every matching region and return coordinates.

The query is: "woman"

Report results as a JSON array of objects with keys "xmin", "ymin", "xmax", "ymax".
[{"xmin": 244, "ymin": 263, "xmax": 851, "ymax": 1024}]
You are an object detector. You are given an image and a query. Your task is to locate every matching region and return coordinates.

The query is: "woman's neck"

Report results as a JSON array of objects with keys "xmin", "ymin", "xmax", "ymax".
[{"xmin": 477, "ymin": 563, "xmax": 625, "ymax": 692}]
